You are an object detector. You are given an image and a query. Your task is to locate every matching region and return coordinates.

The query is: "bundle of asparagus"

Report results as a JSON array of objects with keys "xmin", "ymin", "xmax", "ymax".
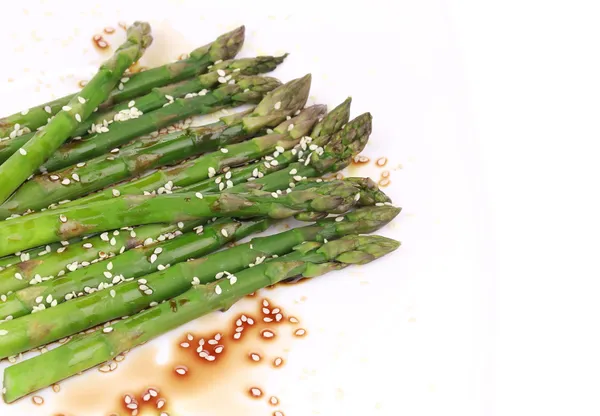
[{"xmin": 0, "ymin": 22, "xmax": 401, "ymax": 404}]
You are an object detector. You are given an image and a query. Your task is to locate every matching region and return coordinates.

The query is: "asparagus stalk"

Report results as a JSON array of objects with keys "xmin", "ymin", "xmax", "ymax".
[
  {"xmin": 0, "ymin": 207, "xmax": 400, "ymax": 362},
  {"xmin": 55, "ymin": 75, "xmax": 315, "ymax": 207},
  {"xmin": 0, "ymin": 218, "xmax": 273, "ymax": 320},
  {"xmin": 40, "ymin": 75, "xmax": 284, "ymax": 173},
  {"xmin": 0, "ymin": 105, "xmax": 363, "ymax": 292},
  {"xmin": 0, "ymin": 22, "xmax": 153, "ymax": 204},
  {"xmin": 0, "ymin": 55, "xmax": 287, "ymax": 165},
  {"xmin": 0, "ymin": 76, "xmax": 283, "ymax": 217},
  {"xmin": 0, "ymin": 26, "xmax": 244, "ymax": 139},
  {"xmin": 0, "ymin": 178, "xmax": 378, "ymax": 256},
  {"xmin": 2, "ymin": 234, "xmax": 399, "ymax": 402}
]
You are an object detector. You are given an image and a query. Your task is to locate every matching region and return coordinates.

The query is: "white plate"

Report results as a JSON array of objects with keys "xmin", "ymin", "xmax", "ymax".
[{"xmin": 0, "ymin": 1, "xmax": 491, "ymax": 415}]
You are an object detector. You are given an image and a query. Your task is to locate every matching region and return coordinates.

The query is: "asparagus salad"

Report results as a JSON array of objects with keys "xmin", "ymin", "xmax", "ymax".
[{"xmin": 0, "ymin": 22, "xmax": 401, "ymax": 405}]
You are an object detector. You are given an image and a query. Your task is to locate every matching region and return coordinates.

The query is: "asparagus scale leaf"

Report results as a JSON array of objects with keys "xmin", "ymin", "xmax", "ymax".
[
  {"xmin": 2, "ymin": 234, "xmax": 399, "ymax": 402},
  {"xmin": 0, "ymin": 22, "xmax": 153, "ymax": 204},
  {"xmin": 0, "ymin": 26, "xmax": 244, "ymax": 139}
]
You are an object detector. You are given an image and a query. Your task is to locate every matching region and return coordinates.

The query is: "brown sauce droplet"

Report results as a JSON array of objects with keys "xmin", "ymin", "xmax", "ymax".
[
  {"xmin": 378, "ymin": 178, "xmax": 391, "ymax": 187},
  {"xmin": 351, "ymin": 155, "xmax": 370, "ymax": 165},
  {"xmin": 92, "ymin": 34, "xmax": 110, "ymax": 51},
  {"xmin": 376, "ymin": 157, "xmax": 388, "ymax": 167},
  {"xmin": 103, "ymin": 26, "xmax": 116, "ymax": 34}
]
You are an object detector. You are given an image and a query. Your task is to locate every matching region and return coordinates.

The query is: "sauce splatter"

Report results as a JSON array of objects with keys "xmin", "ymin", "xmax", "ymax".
[
  {"xmin": 352, "ymin": 155, "xmax": 370, "ymax": 165},
  {"xmin": 376, "ymin": 157, "xmax": 388, "ymax": 167},
  {"xmin": 92, "ymin": 34, "xmax": 109, "ymax": 51}
]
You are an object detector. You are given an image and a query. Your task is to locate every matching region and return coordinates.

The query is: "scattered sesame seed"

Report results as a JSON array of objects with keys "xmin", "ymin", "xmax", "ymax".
[
  {"xmin": 221, "ymin": 229, "xmax": 229, "ymax": 238},
  {"xmin": 335, "ymin": 216, "xmax": 344, "ymax": 222},
  {"xmin": 175, "ymin": 366, "xmax": 187, "ymax": 375},
  {"xmin": 112, "ymin": 189, "xmax": 120, "ymax": 197},
  {"xmin": 262, "ymin": 330, "xmax": 275, "ymax": 339},
  {"xmin": 250, "ymin": 353, "xmax": 261, "ymax": 362},
  {"xmin": 103, "ymin": 327, "xmax": 113, "ymax": 333},
  {"xmin": 18, "ymin": 148, "xmax": 27, "ymax": 156},
  {"xmin": 59, "ymin": 214, "xmax": 67, "ymax": 223},
  {"xmin": 215, "ymin": 285, "xmax": 222, "ymax": 295},
  {"xmin": 150, "ymin": 254, "xmax": 157, "ymax": 263},
  {"xmin": 110, "ymin": 290, "xmax": 116, "ymax": 298},
  {"xmin": 32, "ymin": 396, "xmax": 44, "ymax": 405},
  {"xmin": 250, "ymin": 387, "xmax": 263, "ymax": 397},
  {"xmin": 178, "ymin": 222, "xmax": 184, "ymax": 229},
  {"xmin": 75, "ymin": 114, "xmax": 82, "ymax": 122},
  {"xmin": 274, "ymin": 101, "xmax": 281, "ymax": 110},
  {"xmin": 62, "ymin": 106, "xmax": 72, "ymax": 111},
  {"xmin": 287, "ymin": 123, "xmax": 294, "ymax": 132},
  {"xmin": 220, "ymin": 148, "xmax": 229, "ymax": 153},
  {"xmin": 110, "ymin": 237, "xmax": 117, "ymax": 245},
  {"xmin": 271, "ymin": 192, "xmax": 278, "ymax": 198}
]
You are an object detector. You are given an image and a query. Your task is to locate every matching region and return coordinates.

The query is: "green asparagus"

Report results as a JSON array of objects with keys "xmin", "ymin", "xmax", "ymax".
[
  {"xmin": 0, "ymin": 207, "xmax": 400, "ymax": 362},
  {"xmin": 56, "ymin": 75, "xmax": 316, "ymax": 208},
  {"xmin": 0, "ymin": 76, "xmax": 283, "ymax": 217},
  {"xmin": 40, "ymin": 76, "xmax": 284, "ymax": 173},
  {"xmin": 2, "ymin": 234, "xmax": 399, "ymax": 402},
  {"xmin": 0, "ymin": 55, "xmax": 287, "ymax": 165},
  {"xmin": 0, "ymin": 178, "xmax": 378, "ymax": 256},
  {"xmin": 184, "ymin": 108, "xmax": 370, "ymax": 196},
  {"xmin": 0, "ymin": 218, "xmax": 273, "ymax": 321},
  {"xmin": 0, "ymin": 26, "xmax": 244, "ymax": 139},
  {"xmin": 0, "ymin": 22, "xmax": 153, "ymax": 204}
]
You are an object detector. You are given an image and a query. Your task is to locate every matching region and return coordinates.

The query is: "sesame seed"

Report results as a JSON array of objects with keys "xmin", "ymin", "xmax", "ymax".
[
  {"xmin": 271, "ymin": 192, "xmax": 278, "ymax": 198},
  {"xmin": 217, "ymin": 69, "xmax": 226, "ymax": 76},
  {"xmin": 32, "ymin": 396, "xmax": 44, "ymax": 405},
  {"xmin": 110, "ymin": 290, "xmax": 116, "ymax": 298},
  {"xmin": 215, "ymin": 285, "xmax": 222, "ymax": 295},
  {"xmin": 150, "ymin": 254, "xmax": 157, "ymax": 263},
  {"xmin": 220, "ymin": 148, "xmax": 229, "ymax": 153},
  {"xmin": 62, "ymin": 106, "xmax": 72, "ymax": 111},
  {"xmin": 274, "ymin": 101, "xmax": 281, "ymax": 110},
  {"xmin": 175, "ymin": 366, "xmax": 187, "ymax": 375},
  {"xmin": 375, "ymin": 202, "xmax": 385, "ymax": 206},
  {"xmin": 75, "ymin": 114, "xmax": 82, "ymax": 122},
  {"xmin": 208, "ymin": 167, "xmax": 216, "ymax": 177},
  {"xmin": 83, "ymin": 242, "xmax": 93, "ymax": 248},
  {"xmin": 262, "ymin": 329, "xmax": 275, "ymax": 339},
  {"xmin": 195, "ymin": 192, "xmax": 203, "ymax": 199},
  {"xmin": 59, "ymin": 214, "xmax": 67, "ymax": 223},
  {"xmin": 287, "ymin": 123, "xmax": 294, "ymax": 132},
  {"xmin": 110, "ymin": 237, "xmax": 117, "ymax": 245},
  {"xmin": 335, "ymin": 216, "xmax": 344, "ymax": 222},
  {"xmin": 103, "ymin": 327, "xmax": 113, "ymax": 333},
  {"xmin": 18, "ymin": 148, "xmax": 27, "ymax": 155},
  {"xmin": 250, "ymin": 387, "xmax": 262, "ymax": 397},
  {"xmin": 274, "ymin": 357, "xmax": 283, "ymax": 367},
  {"xmin": 250, "ymin": 353, "xmax": 261, "ymax": 362},
  {"xmin": 221, "ymin": 229, "xmax": 229, "ymax": 238},
  {"xmin": 178, "ymin": 222, "xmax": 184, "ymax": 229},
  {"xmin": 112, "ymin": 189, "xmax": 120, "ymax": 197},
  {"xmin": 270, "ymin": 396, "xmax": 279, "ymax": 405}
]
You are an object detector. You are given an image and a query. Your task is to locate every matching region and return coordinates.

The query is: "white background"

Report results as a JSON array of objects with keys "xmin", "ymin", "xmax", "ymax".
[{"xmin": 0, "ymin": 0, "xmax": 598, "ymax": 415}]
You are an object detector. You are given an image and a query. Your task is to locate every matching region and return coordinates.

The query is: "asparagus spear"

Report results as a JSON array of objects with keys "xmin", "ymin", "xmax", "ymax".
[
  {"xmin": 2, "ymin": 234, "xmax": 399, "ymax": 402},
  {"xmin": 0, "ymin": 218, "xmax": 273, "ymax": 320},
  {"xmin": 0, "ymin": 106, "xmax": 362, "ymax": 291},
  {"xmin": 54, "ymin": 75, "xmax": 315, "ymax": 207},
  {"xmin": 0, "ymin": 208, "xmax": 400, "ymax": 362},
  {"xmin": 184, "ymin": 106, "xmax": 370, "ymax": 195},
  {"xmin": 0, "ymin": 76, "xmax": 283, "ymax": 217},
  {"xmin": 40, "ymin": 75, "xmax": 284, "ymax": 173},
  {"xmin": 0, "ymin": 22, "xmax": 153, "ymax": 204},
  {"xmin": 0, "ymin": 26, "xmax": 244, "ymax": 139},
  {"xmin": 0, "ymin": 178, "xmax": 377, "ymax": 256},
  {"xmin": 0, "ymin": 55, "xmax": 287, "ymax": 165}
]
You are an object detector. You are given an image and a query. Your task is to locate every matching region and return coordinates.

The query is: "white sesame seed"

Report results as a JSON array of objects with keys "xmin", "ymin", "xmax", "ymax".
[
  {"xmin": 262, "ymin": 330, "xmax": 274, "ymax": 339},
  {"xmin": 110, "ymin": 237, "xmax": 117, "ymax": 245},
  {"xmin": 128, "ymin": 100, "xmax": 135, "ymax": 108},
  {"xmin": 287, "ymin": 123, "xmax": 294, "ymax": 132},
  {"xmin": 215, "ymin": 285, "xmax": 222, "ymax": 295},
  {"xmin": 75, "ymin": 114, "xmax": 82, "ymax": 122},
  {"xmin": 250, "ymin": 387, "xmax": 262, "ymax": 397},
  {"xmin": 208, "ymin": 167, "xmax": 216, "ymax": 177},
  {"xmin": 178, "ymin": 222, "xmax": 184, "ymax": 229},
  {"xmin": 112, "ymin": 189, "xmax": 120, "ymax": 197},
  {"xmin": 62, "ymin": 106, "xmax": 72, "ymax": 111},
  {"xmin": 59, "ymin": 214, "xmax": 67, "ymax": 223},
  {"xmin": 83, "ymin": 242, "xmax": 93, "ymax": 248},
  {"xmin": 220, "ymin": 148, "xmax": 229, "ymax": 153},
  {"xmin": 274, "ymin": 101, "xmax": 281, "ymax": 110},
  {"xmin": 44, "ymin": 106, "xmax": 52, "ymax": 114},
  {"xmin": 195, "ymin": 192, "xmax": 203, "ymax": 199},
  {"xmin": 150, "ymin": 254, "xmax": 157, "ymax": 263},
  {"xmin": 250, "ymin": 353, "xmax": 261, "ymax": 362},
  {"xmin": 18, "ymin": 148, "xmax": 27, "ymax": 156},
  {"xmin": 103, "ymin": 327, "xmax": 113, "ymax": 333},
  {"xmin": 110, "ymin": 290, "xmax": 116, "ymax": 298},
  {"xmin": 271, "ymin": 192, "xmax": 278, "ymax": 198},
  {"xmin": 335, "ymin": 216, "xmax": 344, "ymax": 222}
]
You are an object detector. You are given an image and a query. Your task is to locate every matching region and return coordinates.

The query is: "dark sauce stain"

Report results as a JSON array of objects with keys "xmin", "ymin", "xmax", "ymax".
[{"xmin": 169, "ymin": 299, "xmax": 178, "ymax": 312}]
